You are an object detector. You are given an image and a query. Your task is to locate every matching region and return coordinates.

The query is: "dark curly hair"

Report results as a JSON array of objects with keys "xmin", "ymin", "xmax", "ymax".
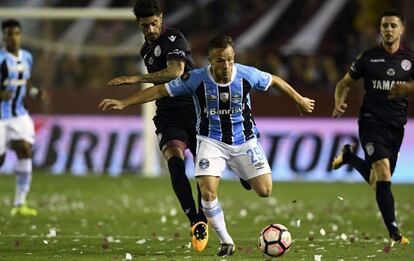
[
  {"xmin": 2, "ymin": 19, "xmax": 21, "ymax": 31},
  {"xmin": 133, "ymin": 0, "xmax": 161, "ymax": 19}
]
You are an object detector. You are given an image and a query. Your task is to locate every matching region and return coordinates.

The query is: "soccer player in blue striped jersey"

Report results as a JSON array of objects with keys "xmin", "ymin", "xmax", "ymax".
[
  {"xmin": 100, "ymin": 35, "xmax": 315, "ymax": 257},
  {"xmin": 0, "ymin": 19, "xmax": 47, "ymax": 216}
]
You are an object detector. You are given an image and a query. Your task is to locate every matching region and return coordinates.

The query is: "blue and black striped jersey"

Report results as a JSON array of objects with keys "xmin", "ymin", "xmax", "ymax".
[
  {"xmin": 166, "ymin": 63, "xmax": 272, "ymax": 145},
  {"xmin": 0, "ymin": 48, "xmax": 32, "ymax": 119}
]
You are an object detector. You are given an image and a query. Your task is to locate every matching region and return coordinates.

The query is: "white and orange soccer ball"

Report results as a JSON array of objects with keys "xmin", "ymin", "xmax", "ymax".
[{"xmin": 258, "ymin": 223, "xmax": 292, "ymax": 257}]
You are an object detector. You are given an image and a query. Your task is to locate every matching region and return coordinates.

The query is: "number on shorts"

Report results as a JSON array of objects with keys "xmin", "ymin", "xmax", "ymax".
[{"xmin": 246, "ymin": 146, "xmax": 264, "ymax": 164}]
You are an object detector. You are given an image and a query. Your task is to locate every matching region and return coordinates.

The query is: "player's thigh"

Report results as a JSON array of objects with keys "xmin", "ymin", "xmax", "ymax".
[
  {"xmin": 194, "ymin": 136, "xmax": 227, "ymax": 178},
  {"xmin": 7, "ymin": 115, "xmax": 35, "ymax": 146},
  {"xmin": 228, "ymin": 138, "xmax": 271, "ymax": 181},
  {"xmin": 359, "ymin": 122, "xmax": 392, "ymax": 164},
  {"xmin": 154, "ymin": 116, "xmax": 191, "ymax": 151}
]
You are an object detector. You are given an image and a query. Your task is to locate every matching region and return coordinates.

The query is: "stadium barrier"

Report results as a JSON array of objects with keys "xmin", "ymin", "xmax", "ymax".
[{"xmin": 1, "ymin": 115, "xmax": 413, "ymax": 183}]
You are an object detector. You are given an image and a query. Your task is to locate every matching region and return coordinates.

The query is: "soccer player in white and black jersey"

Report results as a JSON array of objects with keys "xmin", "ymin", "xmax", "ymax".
[
  {"xmin": 107, "ymin": 0, "xmax": 209, "ymax": 252},
  {"xmin": 332, "ymin": 9, "xmax": 412, "ymax": 245}
]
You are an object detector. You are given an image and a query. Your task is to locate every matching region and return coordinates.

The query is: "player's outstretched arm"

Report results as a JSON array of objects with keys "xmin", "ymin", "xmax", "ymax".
[
  {"xmin": 99, "ymin": 84, "xmax": 169, "ymax": 111},
  {"xmin": 108, "ymin": 60, "xmax": 185, "ymax": 86},
  {"xmin": 332, "ymin": 73, "xmax": 356, "ymax": 118},
  {"xmin": 270, "ymin": 75, "xmax": 315, "ymax": 115},
  {"xmin": 388, "ymin": 83, "xmax": 414, "ymax": 99}
]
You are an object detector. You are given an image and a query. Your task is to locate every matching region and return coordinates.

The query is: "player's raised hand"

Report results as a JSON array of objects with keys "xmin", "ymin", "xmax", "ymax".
[
  {"xmin": 388, "ymin": 83, "xmax": 413, "ymax": 99},
  {"xmin": 108, "ymin": 76, "xmax": 139, "ymax": 86},
  {"xmin": 99, "ymin": 99, "xmax": 125, "ymax": 111},
  {"xmin": 296, "ymin": 97, "xmax": 315, "ymax": 115},
  {"xmin": 332, "ymin": 103, "xmax": 347, "ymax": 118}
]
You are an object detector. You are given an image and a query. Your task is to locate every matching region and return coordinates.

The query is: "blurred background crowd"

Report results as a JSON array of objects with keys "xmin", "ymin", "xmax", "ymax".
[{"xmin": 1, "ymin": 0, "xmax": 413, "ymax": 115}]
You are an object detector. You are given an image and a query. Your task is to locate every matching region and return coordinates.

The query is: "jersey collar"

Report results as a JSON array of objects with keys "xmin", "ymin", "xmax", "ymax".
[{"xmin": 2, "ymin": 48, "xmax": 22, "ymax": 60}]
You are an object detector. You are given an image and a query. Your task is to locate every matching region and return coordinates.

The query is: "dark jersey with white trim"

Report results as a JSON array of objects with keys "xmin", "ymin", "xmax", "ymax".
[
  {"xmin": 0, "ymin": 48, "xmax": 32, "ymax": 119},
  {"xmin": 140, "ymin": 25, "xmax": 195, "ymax": 112},
  {"xmin": 165, "ymin": 63, "xmax": 272, "ymax": 145},
  {"xmin": 349, "ymin": 44, "xmax": 414, "ymax": 127}
]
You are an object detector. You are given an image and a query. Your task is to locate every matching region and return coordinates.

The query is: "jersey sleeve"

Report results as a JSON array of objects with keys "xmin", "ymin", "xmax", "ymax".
[
  {"xmin": 248, "ymin": 66, "xmax": 272, "ymax": 91},
  {"xmin": 348, "ymin": 52, "xmax": 364, "ymax": 80},
  {"xmin": 165, "ymin": 71, "xmax": 196, "ymax": 97},
  {"xmin": 163, "ymin": 32, "xmax": 189, "ymax": 61}
]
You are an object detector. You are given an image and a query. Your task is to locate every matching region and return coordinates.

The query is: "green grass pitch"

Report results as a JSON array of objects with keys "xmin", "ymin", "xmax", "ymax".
[{"xmin": 0, "ymin": 172, "xmax": 413, "ymax": 260}]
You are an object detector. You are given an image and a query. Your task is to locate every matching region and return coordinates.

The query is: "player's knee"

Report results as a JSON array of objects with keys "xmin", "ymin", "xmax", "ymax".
[
  {"xmin": 201, "ymin": 190, "xmax": 216, "ymax": 201},
  {"xmin": 256, "ymin": 185, "xmax": 272, "ymax": 197}
]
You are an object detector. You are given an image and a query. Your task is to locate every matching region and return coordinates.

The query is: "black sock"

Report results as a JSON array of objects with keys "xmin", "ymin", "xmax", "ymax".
[
  {"xmin": 376, "ymin": 181, "xmax": 400, "ymax": 238},
  {"xmin": 167, "ymin": 157, "xmax": 198, "ymax": 225},
  {"xmin": 347, "ymin": 153, "xmax": 371, "ymax": 183}
]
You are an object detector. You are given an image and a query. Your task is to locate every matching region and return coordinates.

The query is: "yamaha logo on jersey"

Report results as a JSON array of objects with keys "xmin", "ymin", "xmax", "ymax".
[
  {"xmin": 220, "ymin": 93, "xmax": 229, "ymax": 102},
  {"xmin": 199, "ymin": 158, "xmax": 210, "ymax": 169},
  {"xmin": 386, "ymin": 68, "xmax": 395, "ymax": 76},
  {"xmin": 154, "ymin": 45, "xmax": 162, "ymax": 57},
  {"xmin": 401, "ymin": 59, "xmax": 411, "ymax": 71},
  {"xmin": 365, "ymin": 142, "xmax": 374, "ymax": 156}
]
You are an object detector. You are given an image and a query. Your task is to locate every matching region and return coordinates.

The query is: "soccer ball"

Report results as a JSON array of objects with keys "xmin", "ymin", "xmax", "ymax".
[{"xmin": 258, "ymin": 224, "xmax": 292, "ymax": 257}]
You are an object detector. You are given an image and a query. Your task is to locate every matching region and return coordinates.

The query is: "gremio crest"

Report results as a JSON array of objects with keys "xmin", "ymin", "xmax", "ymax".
[{"xmin": 219, "ymin": 92, "xmax": 229, "ymax": 102}]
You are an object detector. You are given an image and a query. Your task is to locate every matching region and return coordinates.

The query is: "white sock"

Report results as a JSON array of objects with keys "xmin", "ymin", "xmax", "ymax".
[
  {"xmin": 201, "ymin": 198, "xmax": 233, "ymax": 244},
  {"xmin": 14, "ymin": 159, "xmax": 32, "ymax": 206}
]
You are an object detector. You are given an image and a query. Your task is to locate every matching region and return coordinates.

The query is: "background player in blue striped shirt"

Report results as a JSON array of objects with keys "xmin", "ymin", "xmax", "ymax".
[
  {"xmin": 0, "ymin": 19, "xmax": 47, "ymax": 216},
  {"xmin": 100, "ymin": 35, "xmax": 315, "ymax": 257}
]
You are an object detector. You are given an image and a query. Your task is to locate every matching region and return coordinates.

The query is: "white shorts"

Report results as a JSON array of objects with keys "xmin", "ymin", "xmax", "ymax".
[
  {"xmin": 0, "ymin": 114, "xmax": 35, "ymax": 154},
  {"xmin": 195, "ymin": 135, "xmax": 271, "ymax": 180}
]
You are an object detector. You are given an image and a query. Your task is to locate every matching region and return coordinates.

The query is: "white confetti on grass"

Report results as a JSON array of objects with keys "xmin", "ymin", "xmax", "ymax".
[
  {"xmin": 319, "ymin": 228, "xmax": 326, "ymax": 236},
  {"xmin": 125, "ymin": 253, "xmax": 132, "ymax": 260},
  {"xmin": 337, "ymin": 196, "xmax": 344, "ymax": 201},
  {"xmin": 161, "ymin": 215, "xmax": 167, "ymax": 223},
  {"xmin": 47, "ymin": 228, "xmax": 57, "ymax": 238},
  {"xmin": 169, "ymin": 208, "xmax": 177, "ymax": 216},
  {"xmin": 136, "ymin": 239, "xmax": 146, "ymax": 245},
  {"xmin": 240, "ymin": 209, "xmax": 247, "ymax": 217},
  {"xmin": 314, "ymin": 254, "xmax": 322, "ymax": 261},
  {"xmin": 43, "ymin": 240, "xmax": 48, "ymax": 245},
  {"xmin": 307, "ymin": 212, "xmax": 314, "ymax": 221},
  {"xmin": 106, "ymin": 236, "xmax": 114, "ymax": 243},
  {"xmin": 340, "ymin": 233, "xmax": 348, "ymax": 241},
  {"xmin": 297, "ymin": 219, "xmax": 301, "ymax": 227},
  {"xmin": 331, "ymin": 224, "xmax": 338, "ymax": 231}
]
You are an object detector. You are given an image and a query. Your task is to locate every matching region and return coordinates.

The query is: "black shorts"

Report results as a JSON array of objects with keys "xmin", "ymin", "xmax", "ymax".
[
  {"xmin": 153, "ymin": 110, "xmax": 197, "ymax": 156},
  {"xmin": 358, "ymin": 119, "xmax": 404, "ymax": 174}
]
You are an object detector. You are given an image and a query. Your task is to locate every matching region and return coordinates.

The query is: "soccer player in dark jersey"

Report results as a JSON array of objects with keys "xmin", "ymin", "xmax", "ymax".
[
  {"xmin": 100, "ymin": 35, "xmax": 315, "ymax": 257},
  {"xmin": 0, "ymin": 19, "xmax": 47, "ymax": 216},
  {"xmin": 332, "ymin": 9, "xmax": 412, "ymax": 246},
  {"xmin": 107, "ymin": 0, "xmax": 208, "ymax": 252}
]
